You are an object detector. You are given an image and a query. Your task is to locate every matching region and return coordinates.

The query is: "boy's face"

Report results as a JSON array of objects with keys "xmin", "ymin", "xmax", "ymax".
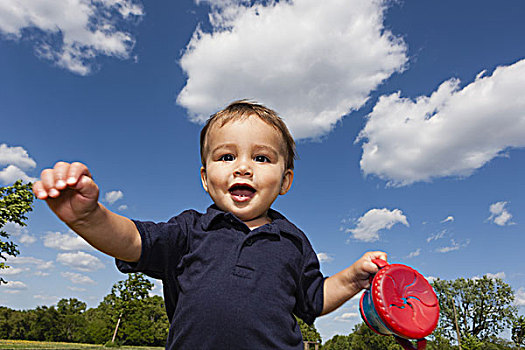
[{"xmin": 200, "ymin": 116, "xmax": 293, "ymax": 229}]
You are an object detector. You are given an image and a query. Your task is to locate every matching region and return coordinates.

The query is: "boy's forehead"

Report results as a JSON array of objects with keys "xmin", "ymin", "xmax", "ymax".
[{"xmin": 205, "ymin": 116, "xmax": 285, "ymax": 150}]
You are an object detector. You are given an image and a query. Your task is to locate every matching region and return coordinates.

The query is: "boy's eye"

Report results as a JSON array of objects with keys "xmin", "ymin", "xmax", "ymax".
[
  {"xmin": 219, "ymin": 154, "xmax": 235, "ymax": 161},
  {"xmin": 254, "ymin": 155, "xmax": 270, "ymax": 163}
]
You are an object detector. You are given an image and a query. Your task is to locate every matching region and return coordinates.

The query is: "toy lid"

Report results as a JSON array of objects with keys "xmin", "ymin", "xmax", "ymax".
[{"xmin": 370, "ymin": 261, "xmax": 439, "ymax": 339}]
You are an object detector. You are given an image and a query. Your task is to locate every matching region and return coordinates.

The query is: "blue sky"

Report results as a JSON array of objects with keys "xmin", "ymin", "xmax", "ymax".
[{"xmin": 1, "ymin": 0, "xmax": 524, "ymax": 342}]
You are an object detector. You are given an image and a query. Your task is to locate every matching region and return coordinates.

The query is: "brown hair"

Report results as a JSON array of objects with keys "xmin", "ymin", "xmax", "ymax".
[{"xmin": 200, "ymin": 100, "xmax": 297, "ymax": 170}]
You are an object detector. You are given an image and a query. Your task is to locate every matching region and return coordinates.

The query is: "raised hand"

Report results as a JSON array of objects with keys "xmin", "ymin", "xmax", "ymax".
[{"xmin": 33, "ymin": 162, "xmax": 100, "ymax": 225}]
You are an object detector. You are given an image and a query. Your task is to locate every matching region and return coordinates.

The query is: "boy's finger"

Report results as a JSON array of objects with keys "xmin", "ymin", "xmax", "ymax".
[
  {"xmin": 40, "ymin": 168, "xmax": 60, "ymax": 197},
  {"xmin": 53, "ymin": 161, "xmax": 71, "ymax": 189},
  {"xmin": 66, "ymin": 162, "xmax": 92, "ymax": 186},
  {"xmin": 32, "ymin": 181, "xmax": 48, "ymax": 200}
]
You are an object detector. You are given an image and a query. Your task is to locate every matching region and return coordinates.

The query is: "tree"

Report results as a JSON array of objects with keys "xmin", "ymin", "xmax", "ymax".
[
  {"xmin": 106, "ymin": 273, "xmax": 154, "ymax": 343},
  {"xmin": 432, "ymin": 276, "xmax": 517, "ymax": 342},
  {"xmin": 512, "ymin": 315, "xmax": 525, "ymax": 347},
  {"xmin": 348, "ymin": 322, "xmax": 402, "ymax": 350},
  {"xmin": 322, "ymin": 334, "xmax": 353, "ymax": 350},
  {"xmin": 0, "ymin": 180, "xmax": 34, "ymax": 283},
  {"xmin": 296, "ymin": 316, "xmax": 322, "ymax": 343},
  {"xmin": 56, "ymin": 298, "xmax": 87, "ymax": 342}
]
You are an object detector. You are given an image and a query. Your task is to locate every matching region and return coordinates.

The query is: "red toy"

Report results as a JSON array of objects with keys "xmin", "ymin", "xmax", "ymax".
[{"xmin": 359, "ymin": 259, "xmax": 439, "ymax": 350}]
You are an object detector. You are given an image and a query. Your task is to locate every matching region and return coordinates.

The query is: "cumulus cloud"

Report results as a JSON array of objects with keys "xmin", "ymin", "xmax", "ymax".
[
  {"xmin": 177, "ymin": 0, "xmax": 407, "ymax": 139},
  {"xmin": 0, "ymin": 144, "xmax": 37, "ymax": 185},
  {"xmin": 43, "ymin": 231, "xmax": 92, "ymax": 251},
  {"xmin": 488, "ymin": 201, "xmax": 514, "ymax": 226},
  {"xmin": 357, "ymin": 59, "xmax": 525, "ymax": 186},
  {"xmin": 57, "ymin": 252, "xmax": 105, "ymax": 272},
  {"xmin": 104, "ymin": 190, "xmax": 124, "ymax": 204},
  {"xmin": 347, "ymin": 208, "xmax": 409, "ymax": 242},
  {"xmin": 0, "ymin": 266, "xmax": 29, "ymax": 275},
  {"xmin": 317, "ymin": 252, "xmax": 334, "ymax": 263},
  {"xmin": 3, "ymin": 222, "xmax": 35, "ymax": 244},
  {"xmin": 118, "ymin": 205, "xmax": 128, "ymax": 211},
  {"xmin": 3, "ymin": 280, "xmax": 28, "ymax": 293},
  {"xmin": 7, "ymin": 256, "xmax": 54, "ymax": 270},
  {"xmin": 61, "ymin": 271, "xmax": 96, "ymax": 285},
  {"xmin": 0, "ymin": 0, "xmax": 144, "ymax": 75}
]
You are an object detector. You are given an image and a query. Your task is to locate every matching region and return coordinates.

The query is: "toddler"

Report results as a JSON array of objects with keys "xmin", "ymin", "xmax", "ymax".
[{"xmin": 33, "ymin": 100, "xmax": 386, "ymax": 349}]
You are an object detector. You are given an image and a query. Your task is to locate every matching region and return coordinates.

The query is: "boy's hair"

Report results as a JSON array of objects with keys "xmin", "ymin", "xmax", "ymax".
[{"xmin": 200, "ymin": 100, "xmax": 297, "ymax": 170}]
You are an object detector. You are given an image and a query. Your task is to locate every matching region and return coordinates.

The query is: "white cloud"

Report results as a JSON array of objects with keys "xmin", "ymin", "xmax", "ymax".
[
  {"xmin": 475, "ymin": 272, "xmax": 506, "ymax": 280},
  {"xmin": 43, "ymin": 231, "xmax": 92, "ymax": 251},
  {"xmin": 427, "ymin": 229, "xmax": 446, "ymax": 243},
  {"xmin": 0, "ymin": 144, "xmax": 37, "ymax": 185},
  {"xmin": 436, "ymin": 239, "xmax": 470, "ymax": 253},
  {"xmin": 5, "ymin": 222, "xmax": 37, "ymax": 245},
  {"xmin": 317, "ymin": 252, "xmax": 334, "ymax": 263},
  {"xmin": 357, "ymin": 59, "xmax": 525, "ymax": 186},
  {"xmin": 0, "ymin": 165, "xmax": 37, "ymax": 185},
  {"xmin": 0, "ymin": 144, "xmax": 36, "ymax": 169},
  {"xmin": 488, "ymin": 201, "xmax": 514, "ymax": 226},
  {"xmin": 0, "ymin": 0, "xmax": 144, "ymax": 75},
  {"xmin": 0, "ymin": 266, "xmax": 29, "ymax": 275},
  {"xmin": 334, "ymin": 312, "xmax": 359, "ymax": 322},
  {"xmin": 178, "ymin": 0, "xmax": 407, "ymax": 139},
  {"xmin": 7, "ymin": 256, "xmax": 54, "ymax": 270},
  {"xmin": 426, "ymin": 276, "xmax": 438, "ymax": 283},
  {"xmin": 118, "ymin": 204, "xmax": 128, "ymax": 211},
  {"xmin": 61, "ymin": 271, "xmax": 96, "ymax": 285},
  {"xmin": 347, "ymin": 208, "xmax": 409, "ymax": 242},
  {"xmin": 68, "ymin": 286, "xmax": 87, "ymax": 292},
  {"xmin": 104, "ymin": 190, "xmax": 124, "ymax": 204},
  {"xmin": 407, "ymin": 248, "xmax": 421, "ymax": 258},
  {"xmin": 19, "ymin": 233, "xmax": 37, "ymax": 244},
  {"xmin": 3, "ymin": 280, "xmax": 28, "ymax": 291},
  {"xmin": 57, "ymin": 251, "xmax": 105, "ymax": 272},
  {"xmin": 441, "ymin": 216, "xmax": 454, "ymax": 223},
  {"xmin": 516, "ymin": 288, "xmax": 525, "ymax": 306}
]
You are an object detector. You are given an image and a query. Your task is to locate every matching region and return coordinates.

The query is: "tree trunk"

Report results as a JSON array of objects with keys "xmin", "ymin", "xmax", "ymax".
[{"xmin": 111, "ymin": 313, "xmax": 122, "ymax": 343}]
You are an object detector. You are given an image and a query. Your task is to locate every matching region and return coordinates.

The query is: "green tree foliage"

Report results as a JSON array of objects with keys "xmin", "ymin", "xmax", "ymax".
[
  {"xmin": 432, "ymin": 276, "xmax": 517, "ymax": 342},
  {"xmin": 322, "ymin": 334, "xmax": 353, "ymax": 350},
  {"xmin": 296, "ymin": 316, "xmax": 322, "ymax": 343},
  {"xmin": 56, "ymin": 298, "xmax": 87, "ymax": 342},
  {"xmin": 106, "ymin": 273, "xmax": 155, "ymax": 343},
  {"xmin": 339, "ymin": 323, "xmax": 402, "ymax": 350},
  {"xmin": 512, "ymin": 315, "xmax": 525, "ymax": 347},
  {"xmin": 0, "ymin": 180, "xmax": 34, "ymax": 283}
]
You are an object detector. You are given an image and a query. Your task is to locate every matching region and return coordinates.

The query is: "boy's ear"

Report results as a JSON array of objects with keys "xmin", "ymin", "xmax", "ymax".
[
  {"xmin": 279, "ymin": 169, "xmax": 294, "ymax": 195},
  {"xmin": 200, "ymin": 166, "xmax": 209, "ymax": 193}
]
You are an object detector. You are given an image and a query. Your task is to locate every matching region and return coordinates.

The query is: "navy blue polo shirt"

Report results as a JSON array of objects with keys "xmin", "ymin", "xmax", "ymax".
[{"xmin": 116, "ymin": 205, "xmax": 325, "ymax": 349}]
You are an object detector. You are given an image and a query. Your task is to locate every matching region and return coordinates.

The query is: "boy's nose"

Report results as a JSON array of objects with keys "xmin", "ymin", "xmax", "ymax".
[{"xmin": 234, "ymin": 163, "xmax": 252, "ymax": 176}]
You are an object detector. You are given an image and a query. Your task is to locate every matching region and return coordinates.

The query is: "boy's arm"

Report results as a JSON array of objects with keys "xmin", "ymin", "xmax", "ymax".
[
  {"xmin": 321, "ymin": 251, "xmax": 387, "ymax": 315},
  {"xmin": 33, "ymin": 162, "xmax": 141, "ymax": 262}
]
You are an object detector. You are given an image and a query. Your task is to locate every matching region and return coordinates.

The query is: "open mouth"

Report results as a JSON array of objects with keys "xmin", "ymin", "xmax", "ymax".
[{"xmin": 229, "ymin": 184, "xmax": 256, "ymax": 201}]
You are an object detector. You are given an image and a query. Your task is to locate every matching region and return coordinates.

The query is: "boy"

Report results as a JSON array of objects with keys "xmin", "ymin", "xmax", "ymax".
[{"xmin": 33, "ymin": 101, "xmax": 386, "ymax": 349}]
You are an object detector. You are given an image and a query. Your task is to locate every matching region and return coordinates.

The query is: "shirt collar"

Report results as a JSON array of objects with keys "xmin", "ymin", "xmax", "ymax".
[{"xmin": 200, "ymin": 205, "xmax": 301, "ymax": 238}]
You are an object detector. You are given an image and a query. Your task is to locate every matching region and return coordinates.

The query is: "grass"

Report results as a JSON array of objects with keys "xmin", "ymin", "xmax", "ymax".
[{"xmin": 0, "ymin": 340, "xmax": 163, "ymax": 350}]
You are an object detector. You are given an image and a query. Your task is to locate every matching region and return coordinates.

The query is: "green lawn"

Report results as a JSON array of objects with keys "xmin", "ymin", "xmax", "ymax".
[{"xmin": 0, "ymin": 340, "xmax": 163, "ymax": 350}]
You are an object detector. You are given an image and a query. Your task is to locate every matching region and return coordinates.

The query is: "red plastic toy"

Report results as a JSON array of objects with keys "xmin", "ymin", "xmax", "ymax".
[{"xmin": 359, "ymin": 259, "xmax": 439, "ymax": 350}]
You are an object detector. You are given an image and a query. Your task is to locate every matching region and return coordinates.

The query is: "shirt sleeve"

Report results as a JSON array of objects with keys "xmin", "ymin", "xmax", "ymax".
[
  {"xmin": 293, "ymin": 243, "xmax": 325, "ymax": 325},
  {"xmin": 115, "ymin": 216, "xmax": 188, "ymax": 280}
]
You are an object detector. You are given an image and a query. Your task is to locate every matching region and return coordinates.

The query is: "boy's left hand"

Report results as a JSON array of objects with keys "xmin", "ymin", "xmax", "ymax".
[
  {"xmin": 321, "ymin": 251, "xmax": 387, "ymax": 315},
  {"xmin": 348, "ymin": 251, "xmax": 387, "ymax": 290}
]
